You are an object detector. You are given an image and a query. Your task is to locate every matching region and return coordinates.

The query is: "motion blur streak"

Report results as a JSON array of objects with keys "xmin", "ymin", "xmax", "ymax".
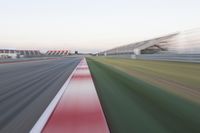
[
  {"xmin": 87, "ymin": 57, "xmax": 200, "ymax": 133},
  {"xmin": 0, "ymin": 57, "xmax": 81, "ymax": 133},
  {"xmin": 42, "ymin": 59, "xmax": 109, "ymax": 133}
]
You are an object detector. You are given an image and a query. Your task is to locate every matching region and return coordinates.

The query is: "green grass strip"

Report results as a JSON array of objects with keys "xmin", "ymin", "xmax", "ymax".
[{"xmin": 87, "ymin": 58, "xmax": 200, "ymax": 133}]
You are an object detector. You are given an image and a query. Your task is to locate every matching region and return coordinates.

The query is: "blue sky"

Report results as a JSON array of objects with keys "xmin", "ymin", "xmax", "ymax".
[{"xmin": 0, "ymin": 0, "xmax": 200, "ymax": 52}]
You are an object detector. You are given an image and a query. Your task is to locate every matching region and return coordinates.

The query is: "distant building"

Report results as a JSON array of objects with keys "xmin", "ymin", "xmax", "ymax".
[
  {"xmin": 0, "ymin": 49, "xmax": 42, "ymax": 59},
  {"xmin": 0, "ymin": 49, "xmax": 18, "ymax": 59},
  {"xmin": 98, "ymin": 28, "xmax": 200, "ymax": 56},
  {"xmin": 75, "ymin": 51, "xmax": 78, "ymax": 54}
]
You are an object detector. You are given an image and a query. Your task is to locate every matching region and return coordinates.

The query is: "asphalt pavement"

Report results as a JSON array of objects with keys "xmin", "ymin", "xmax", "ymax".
[{"xmin": 0, "ymin": 57, "xmax": 81, "ymax": 133}]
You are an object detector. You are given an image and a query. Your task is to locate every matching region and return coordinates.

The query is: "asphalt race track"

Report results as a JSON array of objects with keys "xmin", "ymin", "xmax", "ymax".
[{"xmin": 0, "ymin": 57, "xmax": 81, "ymax": 133}]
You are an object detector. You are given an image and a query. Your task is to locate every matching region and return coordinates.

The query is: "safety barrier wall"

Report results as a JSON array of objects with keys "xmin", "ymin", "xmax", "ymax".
[{"xmin": 136, "ymin": 54, "xmax": 200, "ymax": 63}]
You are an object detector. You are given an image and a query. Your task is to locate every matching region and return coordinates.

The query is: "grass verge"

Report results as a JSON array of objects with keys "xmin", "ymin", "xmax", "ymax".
[
  {"xmin": 87, "ymin": 58, "xmax": 200, "ymax": 133},
  {"xmin": 89, "ymin": 57, "xmax": 200, "ymax": 103}
]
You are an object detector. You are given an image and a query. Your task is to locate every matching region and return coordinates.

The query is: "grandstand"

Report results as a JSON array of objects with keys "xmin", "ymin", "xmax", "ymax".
[
  {"xmin": 0, "ymin": 49, "xmax": 42, "ymax": 59},
  {"xmin": 98, "ymin": 28, "xmax": 200, "ymax": 56},
  {"xmin": 45, "ymin": 50, "xmax": 70, "ymax": 56}
]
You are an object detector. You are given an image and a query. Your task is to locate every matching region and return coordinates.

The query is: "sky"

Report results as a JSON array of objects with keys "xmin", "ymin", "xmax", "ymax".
[{"xmin": 0, "ymin": 0, "xmax": 200, "ymax": 53}]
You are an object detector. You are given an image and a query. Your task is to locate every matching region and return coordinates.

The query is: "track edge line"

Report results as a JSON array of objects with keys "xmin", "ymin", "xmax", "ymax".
[{"xmin": 29, "ymin": 59, "xmax": 81, "ymax": 133}]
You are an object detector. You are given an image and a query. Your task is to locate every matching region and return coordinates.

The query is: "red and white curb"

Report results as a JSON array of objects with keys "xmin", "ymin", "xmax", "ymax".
[{"xmin": 30, "ymin": 58, "xmax": 110, "ymax": 133}]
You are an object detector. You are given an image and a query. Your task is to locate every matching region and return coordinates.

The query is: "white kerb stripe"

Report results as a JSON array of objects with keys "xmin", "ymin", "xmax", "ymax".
[{"xmin": 30, "ymin": 60, "xmax": 81, "ymax": 133}]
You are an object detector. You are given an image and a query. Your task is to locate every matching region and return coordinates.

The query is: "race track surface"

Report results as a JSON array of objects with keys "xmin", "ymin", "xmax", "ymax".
[{"xmin": 0, "ymin": 57, "xmax": 81, "ymax": 133}]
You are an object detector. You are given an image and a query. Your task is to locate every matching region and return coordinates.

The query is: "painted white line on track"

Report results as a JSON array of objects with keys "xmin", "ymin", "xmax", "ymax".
[{"xmin": 30, "ymin": 59, "xmax": 81, "ymax": 133}]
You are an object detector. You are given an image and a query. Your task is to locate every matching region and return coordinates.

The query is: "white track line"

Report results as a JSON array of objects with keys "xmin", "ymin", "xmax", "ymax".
[{"xmin": 30, "ymin": 60, "xmax": 81, "ymax": 133}]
